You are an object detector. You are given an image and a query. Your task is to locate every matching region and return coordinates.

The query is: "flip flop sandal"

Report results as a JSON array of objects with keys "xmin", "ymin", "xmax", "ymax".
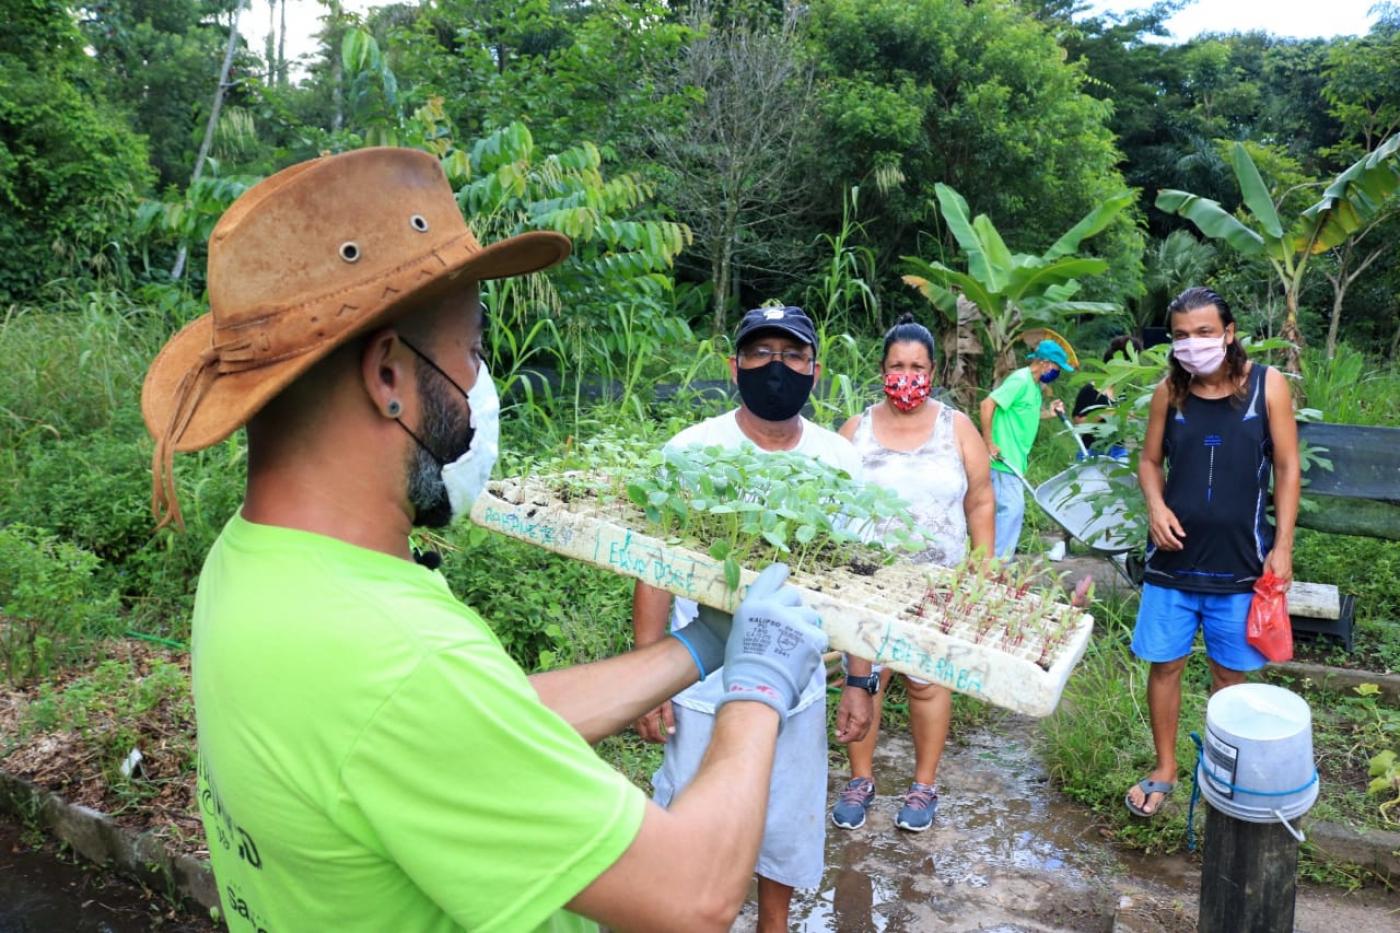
[{"xmin": 1125, "ymin": 778, "xmax": 1175, "ymax": 818}]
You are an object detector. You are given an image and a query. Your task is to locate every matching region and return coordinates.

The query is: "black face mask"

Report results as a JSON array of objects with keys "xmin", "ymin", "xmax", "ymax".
[{"xmin": 736, "ymin": 360, "xmax": 814, "ymax": 422}]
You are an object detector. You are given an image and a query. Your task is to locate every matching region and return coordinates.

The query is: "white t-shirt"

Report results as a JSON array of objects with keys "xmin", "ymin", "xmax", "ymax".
[{"xmin": 663, "ymin": 409, "xmax": 863, "ymax": 715}]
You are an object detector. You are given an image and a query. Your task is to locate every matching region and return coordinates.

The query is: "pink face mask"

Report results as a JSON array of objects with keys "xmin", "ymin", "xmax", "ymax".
[{"xmin": 1172, "ymin": 335, "xmax": 1228, "ymax": 376}]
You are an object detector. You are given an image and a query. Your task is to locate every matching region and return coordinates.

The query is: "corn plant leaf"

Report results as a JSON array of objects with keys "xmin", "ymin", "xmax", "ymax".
[{"xmin": 1230, "ymin": 143, "xmax": 1285, "ymax": 239}]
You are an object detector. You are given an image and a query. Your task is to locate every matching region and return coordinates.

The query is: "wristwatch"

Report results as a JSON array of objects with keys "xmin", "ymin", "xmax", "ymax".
[{"xmin": 844, "ymin": 674, "xmax": 880, "ymax": 695}]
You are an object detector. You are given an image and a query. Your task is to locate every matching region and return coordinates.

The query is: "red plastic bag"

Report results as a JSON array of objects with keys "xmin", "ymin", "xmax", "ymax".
[{"xmin": 1247, "ymin": 571, "xmax": 1293, "ymax": 662}]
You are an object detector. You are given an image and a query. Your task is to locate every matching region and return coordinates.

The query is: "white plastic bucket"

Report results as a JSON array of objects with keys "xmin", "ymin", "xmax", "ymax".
[{"xmin": 1197, "ymin": 683, "xmax": 1318, "ymax": 827}]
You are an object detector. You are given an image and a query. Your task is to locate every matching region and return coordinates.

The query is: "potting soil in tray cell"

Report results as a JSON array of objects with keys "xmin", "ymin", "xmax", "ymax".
[{"xmin": 471, "ymin": 480, "xmax": 1094, "ymax": 717}]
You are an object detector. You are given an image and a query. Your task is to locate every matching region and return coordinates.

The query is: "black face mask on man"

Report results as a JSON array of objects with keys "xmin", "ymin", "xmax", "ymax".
[{"xmin": 736, "ymin": 359, "xmax": 815, "ymax": 422}]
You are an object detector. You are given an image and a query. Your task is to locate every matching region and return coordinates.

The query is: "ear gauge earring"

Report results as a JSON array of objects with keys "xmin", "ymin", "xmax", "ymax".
[{"xmin": 387, "ymin": 400, "xmax": 402, "ymax": 418}]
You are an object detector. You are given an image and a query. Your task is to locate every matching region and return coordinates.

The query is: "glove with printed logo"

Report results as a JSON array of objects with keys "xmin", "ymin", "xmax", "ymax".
[{"xmin": 712, "ymin": 564, "xmax": 828, "ymax": 727}]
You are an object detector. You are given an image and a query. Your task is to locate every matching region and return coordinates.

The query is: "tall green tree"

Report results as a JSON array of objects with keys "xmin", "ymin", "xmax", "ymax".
[
  {"xmin": 0, "ymin": 0, "xmax": 152, "ymax": 300},
  {"xmin": 806, "ymin": 0, "xmax": 1143, "ymax": 307},
  {"xmin": 78, "ymin": 1, "xmax": 239, "ymax": 187}
]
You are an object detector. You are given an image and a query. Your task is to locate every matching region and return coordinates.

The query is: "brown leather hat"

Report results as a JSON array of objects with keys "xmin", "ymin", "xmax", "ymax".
[{"xmin": 142, "ymin": 147, "xmax": 570, "ymax": 528}]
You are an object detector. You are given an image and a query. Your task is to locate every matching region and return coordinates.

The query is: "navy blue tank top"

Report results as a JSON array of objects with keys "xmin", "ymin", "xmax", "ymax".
[{"xmin": 1144, "ymin": 364, "xmax": 1274, "ymax": 594}]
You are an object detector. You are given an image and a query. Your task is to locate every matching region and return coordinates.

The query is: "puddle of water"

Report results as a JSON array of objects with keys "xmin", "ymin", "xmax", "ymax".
[
  {"xmin": 783, "ymin": 718, "xmax": 1121, "ymax": 931},
  {"xmin": 0, "ymin": 822, "xmax": 213, "ymax": 933}
]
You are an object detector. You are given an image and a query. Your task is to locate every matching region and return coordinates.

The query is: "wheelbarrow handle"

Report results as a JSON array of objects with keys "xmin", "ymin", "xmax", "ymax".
[
  {"xmin": 1058, "ymin": 408, "xmax": 1090, "ymax": 458},
  {"xmin": 990, "ymin": 452, "xmax": 1037, "ymax": 494}
]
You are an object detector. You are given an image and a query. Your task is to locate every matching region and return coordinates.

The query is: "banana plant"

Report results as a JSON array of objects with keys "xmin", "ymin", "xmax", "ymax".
[
  {"xmin": 902, "ymin": 183, "xmax": 1130, "ymax": 387},
  {"xmin": 1155, "ymin": 134, "xmax": 1400, "ymax": 373}
]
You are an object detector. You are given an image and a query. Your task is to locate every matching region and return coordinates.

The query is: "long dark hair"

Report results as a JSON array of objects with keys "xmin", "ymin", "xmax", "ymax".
[
  {"xmin": 1166, "ymin": 286, "xmax": 1248, "ymax": 410},
  {"xmin": 881, "ymin": 312, "xmax": 936, "ymax": 369}
]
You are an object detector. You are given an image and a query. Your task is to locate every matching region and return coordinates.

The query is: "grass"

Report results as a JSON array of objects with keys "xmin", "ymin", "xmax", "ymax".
[{"xmin": 1300, "ymin": 345, "xmax": 1400, "ymax": 427}]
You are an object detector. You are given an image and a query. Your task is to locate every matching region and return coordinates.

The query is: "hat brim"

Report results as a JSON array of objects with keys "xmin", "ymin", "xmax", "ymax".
[{"xmin": 142, "ymin": 229, "xmax": 569, "ymax": 452}]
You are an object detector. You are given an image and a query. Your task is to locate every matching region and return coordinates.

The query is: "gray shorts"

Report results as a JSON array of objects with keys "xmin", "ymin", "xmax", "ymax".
[{"xmin": 652, "ymin": 701, "xmax": 827, "ymax": 889}]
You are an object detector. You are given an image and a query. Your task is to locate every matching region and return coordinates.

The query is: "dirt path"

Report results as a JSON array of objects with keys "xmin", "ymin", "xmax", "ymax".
[{"xmin": 730, "ymin": 717, "xmax": 1400, "ymax": 932}]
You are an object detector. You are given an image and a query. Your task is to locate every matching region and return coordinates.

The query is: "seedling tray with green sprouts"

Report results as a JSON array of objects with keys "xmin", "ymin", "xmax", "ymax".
[{"xmin": 470, "ymin": 445, "xmax": 1094, "ymax": 717}]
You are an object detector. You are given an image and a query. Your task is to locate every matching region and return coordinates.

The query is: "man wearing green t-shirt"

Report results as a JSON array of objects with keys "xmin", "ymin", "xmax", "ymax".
[
  {"xmin": 978, "ymin": 339, "xmax": 1074, "ymax": 557},
  {"xmin": 141, "ymin": 148, "xmax": 828, "ymax": 932}
]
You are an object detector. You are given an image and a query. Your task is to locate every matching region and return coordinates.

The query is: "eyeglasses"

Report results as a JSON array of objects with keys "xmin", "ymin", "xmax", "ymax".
[{"xmin": 738, "ymin": 347, "xmax": 815, "ymax": 372}]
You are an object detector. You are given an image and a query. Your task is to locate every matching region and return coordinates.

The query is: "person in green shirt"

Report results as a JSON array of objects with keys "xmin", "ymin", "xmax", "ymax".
[
  {"xmin": 978, "ymin": 339, "xmax": 1074, "ymax": 557},
  {"xmin": 141, "ymin": 147, "xmax": 828, "ymax": 933}
]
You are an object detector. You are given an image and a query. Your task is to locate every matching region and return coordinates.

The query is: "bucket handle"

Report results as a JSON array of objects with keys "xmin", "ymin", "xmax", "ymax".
[{"xmin": 1274, "ymin": 810, "xmax": 1306, "ymax": 844}]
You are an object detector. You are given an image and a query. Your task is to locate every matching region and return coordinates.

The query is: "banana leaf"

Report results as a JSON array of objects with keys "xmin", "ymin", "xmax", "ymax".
[
  {"xmin": 933, "ymin": 183, "xmax": 993, "ymax": 285},
  {"xmin": 1006, "ymin": 257, "xmax": 1109, "ymax": 300},
  {"xmin": 1229, "ymin": 143, "xmax": 1285, "ymax": 239},
  {"xmin": 1298, "ymin": 133, "xmax": 1400, "ymax": 254},
  {"xmin": 902, "ymin": 257, "xmax": 1000, "ymax": 321},
  {"xmin": 1155, "ymin": 189, "xmax": 1269, "ymax": 257},
  {"xmin": 1044, "ymin": 191, "xmax": 1134, "ymax": 259},
  {"xmin": 900, "ymin": 274, "xmax": 959, "ymax": 321},
  {"xmin": 972, "ymin": 214, "xmax": 1014, "ymax": 293}
]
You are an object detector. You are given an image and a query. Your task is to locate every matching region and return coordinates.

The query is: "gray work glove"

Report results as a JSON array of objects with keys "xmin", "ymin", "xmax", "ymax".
[
  {"xmin": 670, "ymin": 602, "xmax": 733, "ymax": 682},
  {"xmin": 712, "ymin": 564, "xmax": 828, "ymax": 727}
]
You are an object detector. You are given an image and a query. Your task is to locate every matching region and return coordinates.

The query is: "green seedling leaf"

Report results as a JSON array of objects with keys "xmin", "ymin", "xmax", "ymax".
[{"xmin": 708, "ymin": 540, "xmax": 731, "ymax": 560}]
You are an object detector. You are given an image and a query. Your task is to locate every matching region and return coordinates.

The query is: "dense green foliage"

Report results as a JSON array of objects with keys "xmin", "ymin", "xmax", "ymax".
[
  {"xmin": 2, "ymin": 0, "xmax": 1400, "ymax": 886},
  {"xmin": 0, "ymin": 0, "xmax": 152, "ymax": 300},
  {"xmin": 809, "ymin": 0, "xmax": 1143, "ymax": 303},
  {"xmin": 7, "ymin": 0, "xmax": 1400, "ymax": 350}
]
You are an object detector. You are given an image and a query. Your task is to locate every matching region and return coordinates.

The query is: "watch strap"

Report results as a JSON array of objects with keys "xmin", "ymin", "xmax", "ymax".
[{"xmin": 844, "ymin": 673, "xmax": 880, "ymax": 695}]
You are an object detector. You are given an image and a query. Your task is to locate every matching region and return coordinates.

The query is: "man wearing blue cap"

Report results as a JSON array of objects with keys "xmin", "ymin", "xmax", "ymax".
[{"xmin": 979, "ymin": 339, "xmax": 1074, "ymax": 557}]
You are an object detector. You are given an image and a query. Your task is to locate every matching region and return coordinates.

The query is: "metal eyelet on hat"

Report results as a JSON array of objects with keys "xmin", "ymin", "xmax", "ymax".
[
  {"xmin": 409, "ymin": 214, "xmax": 430, "ymax": 233},
  {"xmin": 339, "ymin": 241, "xmax": 361, "ymax": 263}
]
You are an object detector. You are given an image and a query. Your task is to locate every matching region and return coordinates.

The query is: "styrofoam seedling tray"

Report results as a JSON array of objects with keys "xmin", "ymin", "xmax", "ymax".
[{"xmin": 470, "ymin": 478, "xmax": 1095, "ymax": 717}]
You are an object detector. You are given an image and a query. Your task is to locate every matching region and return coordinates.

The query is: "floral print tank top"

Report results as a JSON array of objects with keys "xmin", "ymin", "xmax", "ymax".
[{"xmin": 852, "ymin": 402, "xmax": 969, "ymax": 568}]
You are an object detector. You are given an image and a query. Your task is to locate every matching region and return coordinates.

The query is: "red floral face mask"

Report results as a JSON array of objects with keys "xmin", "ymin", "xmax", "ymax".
[{"xmin": 882, "ymin": 371, "xmax": 932, "ymax": 412}]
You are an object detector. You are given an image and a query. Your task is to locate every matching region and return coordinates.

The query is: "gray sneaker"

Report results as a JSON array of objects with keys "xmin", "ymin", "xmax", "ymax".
[
  {"xmin": 831, "ymin": 777, "xmax": 876, "ymax": 829},
  {"xmin": 895, "ymin": 782, "xmax": 938, "ymax": 832}
]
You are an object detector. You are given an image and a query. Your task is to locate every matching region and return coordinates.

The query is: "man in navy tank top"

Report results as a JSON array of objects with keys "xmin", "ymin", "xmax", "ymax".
[{"xmin": 1125, "ymin": 287, "xmax": 1301, "ymax": 818}]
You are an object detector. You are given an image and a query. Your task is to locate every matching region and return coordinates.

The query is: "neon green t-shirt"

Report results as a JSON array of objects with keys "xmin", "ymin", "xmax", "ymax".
[
  {"xmin": 192, "ymin": 514, "xmax": 645, "ymax": 932},
  {"xmin": 988, "ymin": 366, "xmax": 1043, "ymax": 476}
]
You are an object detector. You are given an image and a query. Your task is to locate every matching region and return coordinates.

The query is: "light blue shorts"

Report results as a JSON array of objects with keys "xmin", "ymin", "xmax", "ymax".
[{"xmin": 1131, "ymin": 582, "xmax": 1267, "ymax": 672}]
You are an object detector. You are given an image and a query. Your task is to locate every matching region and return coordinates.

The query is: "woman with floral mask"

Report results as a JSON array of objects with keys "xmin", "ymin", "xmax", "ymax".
[
  {"xmin": 1125, "ymin": 286, "xmax": 1300, "ymax": 819},
  {"xmin": 829, "ymin": 313, "xmax": 994, "ymax": 835}
]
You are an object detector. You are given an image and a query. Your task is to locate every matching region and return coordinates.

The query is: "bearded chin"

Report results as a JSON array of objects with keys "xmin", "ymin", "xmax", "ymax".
[
  {"xmin": 407, "ymin": 445, "xmax": 453, "ymax": 528},
  {"xmin": 405, "ymin": 365, "xmax": 474, "ymax": 529}
]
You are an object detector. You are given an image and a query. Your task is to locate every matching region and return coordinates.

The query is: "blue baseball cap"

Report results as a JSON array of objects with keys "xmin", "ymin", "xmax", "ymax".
[
  {"xmin": 734, "ymin": 306, "xmax": 818, "ymax": 352},
  {"xmin": 1029, "ymin": 338, "xmax": 1075, "ymax": 372}
]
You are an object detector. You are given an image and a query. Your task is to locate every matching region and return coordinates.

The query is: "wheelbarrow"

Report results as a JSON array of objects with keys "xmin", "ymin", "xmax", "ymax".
[{"xmin": 995, "ymin": 412, "xmax": 1146, "ymax": 587}]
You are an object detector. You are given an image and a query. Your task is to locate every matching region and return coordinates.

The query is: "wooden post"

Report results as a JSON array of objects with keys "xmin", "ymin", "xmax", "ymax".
[{"xmin": 1198, "ymin": 805, "xmax": 1299, "ymax": 932}]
